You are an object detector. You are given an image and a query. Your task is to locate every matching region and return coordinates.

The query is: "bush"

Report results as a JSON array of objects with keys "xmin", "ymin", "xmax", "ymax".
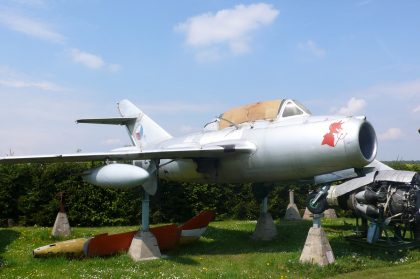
[{"xmin": 1, "ymin": 161, "xmax": 418, "ymax": 226}]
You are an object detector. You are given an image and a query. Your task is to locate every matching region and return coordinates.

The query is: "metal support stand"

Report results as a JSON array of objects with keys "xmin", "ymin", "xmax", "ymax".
[
  {"xmin": 142, "ymin": 191, "xmax": 150, "ymax": 232},
  {"xmin": 299, "ymin": 213, "xmax": 335, "ymax": 266},
  {"xmin": 252, "ymin": 196, "xmax": 277, "ymax": 241},
  {"xmin": 128, "ymin": 173, "xmax": 161, "ymax": 261},
  {"xmin": 262, "ymin": 196, "xmax": 268, "ymax": 214}
]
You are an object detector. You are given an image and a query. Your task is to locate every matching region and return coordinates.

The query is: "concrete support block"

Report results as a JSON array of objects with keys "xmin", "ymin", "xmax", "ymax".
[
  {"xmin": 299, "ymin": 226, "xmax": 335, "ymax": 266},
  {"xmin": 284, "ymin": 204, "xmax": 302, "ymax": 220},
  {"xmin": 303, "ymin": 208, "xmax": 337, "ymax": 220},
  {"xmin": 52, "ymin": 212, "xmax": 71, "ymax": 237},
  {"xmin": 302, "ymin": 207, "xmax": 313, "ymax": 220},
  {"xmin": 252, "ymin": 212, "xmax": 278, "ymax": 241},
  {"xmin": 323, "ymin": 208, "xmax": 338, "ymax": 219},
  {"xmin": 284, "ymin": 190, "xmax": 301, "ymax": 220},
  {"xmin": 128, "ymin": 231, "xmax": 161, "ymax": 261}
]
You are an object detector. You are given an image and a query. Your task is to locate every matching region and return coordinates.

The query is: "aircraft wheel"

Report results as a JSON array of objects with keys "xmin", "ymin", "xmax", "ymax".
[{"xmin": 306, "ymin": 192, "xmax": 328, "ymax": 214}]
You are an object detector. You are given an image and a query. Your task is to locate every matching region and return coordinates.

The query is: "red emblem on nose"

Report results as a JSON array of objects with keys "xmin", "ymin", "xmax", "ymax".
[{"xmin": 322, "ymin": 120, "xmax": 344, "ymax": 147}]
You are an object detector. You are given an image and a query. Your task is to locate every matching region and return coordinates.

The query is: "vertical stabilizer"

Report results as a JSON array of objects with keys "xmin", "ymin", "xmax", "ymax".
[{"xmin": 118, "ymin": 100, "xmax": 172, "ymax": 149}]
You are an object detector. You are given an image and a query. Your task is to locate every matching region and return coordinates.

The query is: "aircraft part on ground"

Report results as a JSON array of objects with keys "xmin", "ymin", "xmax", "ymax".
[
  {"xmin": 86, "ymin": 231, "xmax": 135, "ymax": 257},
  {"xmin": 326, "ymin": 170, "xmax": 420, "ymax": 242},
  {"xmin": 32, "ymin": 210, "xmax": 215, "ymax": 258},
  {"xmin": 150, "ymin": 224, "xmax": 180, "ymax": 251},
  {"xmin": 82, "ymin": 163, "xmax": 150, "ymax": 188},
  {"xmin": 33, "ymin": 238, "xmax": 87, "ymax": 258},
  {"xmin": 179, "ymin": 228, "xmax": 207, "ymax": 245},
  {"xmin": 179, "ymin": 210, "xmax": 215, "ymax": 230}
]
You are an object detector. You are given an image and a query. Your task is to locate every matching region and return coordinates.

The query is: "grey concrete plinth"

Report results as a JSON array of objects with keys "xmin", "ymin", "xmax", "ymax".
[
  {"xmin": 323, "ymin": 208, "xmax": 338, "ymax": 219},
  {"xmin": 51, "ymin": 212, "xmax": 71, "ymax": 237},
  {"xmin": 284, "ymin": 204, "xmax": 302, "ymax": 220},
  {"xmin": 128, "ymin": 231, "xmax": 161, "ymax": 261},
  {"xmin": 284, "ymin": 190, "xmax": 301, "ymax": 220},
  {"xmin": 252, "ymin": 212, "xmax": 278, "ymax": 241},
  {"xmin": 299, "ymin": 227, "xmax": 335, "ymax": 266},
  {"xmin": 302, "ymin": 208, "xmax": 313, "ymax": 220}
]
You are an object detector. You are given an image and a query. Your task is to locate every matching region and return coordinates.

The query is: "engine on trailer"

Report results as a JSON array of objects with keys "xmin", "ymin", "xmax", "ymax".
[
  {"xmin": 312, "ymin": 170, "xmax": 420, "ymax": 244},
  {"xmin": 351, "ymin": 174, "xmax": 420, "ymax": 241}
]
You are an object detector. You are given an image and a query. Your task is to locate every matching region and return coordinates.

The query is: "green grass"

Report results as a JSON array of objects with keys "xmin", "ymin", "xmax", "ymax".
[{"xmin": 1, "ymin": 219, "xmax": 419, "ymax": 278}]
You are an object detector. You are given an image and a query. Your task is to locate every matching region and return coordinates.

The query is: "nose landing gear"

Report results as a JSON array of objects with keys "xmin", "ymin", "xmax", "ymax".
[{"xmin": 307, "ymin": 185, "xmax": 330, "ymax": 214}]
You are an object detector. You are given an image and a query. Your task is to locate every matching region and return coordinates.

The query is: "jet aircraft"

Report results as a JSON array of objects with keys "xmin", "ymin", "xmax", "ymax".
[
  {"xmin": 1, "ymin": 99, "xmax": 419, "ymax": 252},
  {"xmin": 0, "ymin": 99, "xmax": 378, "ymax": 186}
]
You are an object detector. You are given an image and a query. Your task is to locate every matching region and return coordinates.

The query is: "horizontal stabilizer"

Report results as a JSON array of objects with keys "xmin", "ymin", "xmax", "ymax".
[{"xmin": 76, "ymin": 117, "xmax": 137, "ymax": 125}]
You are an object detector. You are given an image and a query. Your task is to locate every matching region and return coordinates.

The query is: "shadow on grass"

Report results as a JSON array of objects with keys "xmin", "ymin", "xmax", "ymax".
[
  {"xmin": 0, "ymin": 229, "xmax": 21, "ymax": 268},
  {"xmin": 166, "ymin": 220, "xmax": 412, "ymax": 265},
  {"xmin": 321, "ymin": 221, "xmax": 412, "ymax": 262},
  {"xmin": 168, "ymin": 220, "xmax": 313, "ymax": 259}
]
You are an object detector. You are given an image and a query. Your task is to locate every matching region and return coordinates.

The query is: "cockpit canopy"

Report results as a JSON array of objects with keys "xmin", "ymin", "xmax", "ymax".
[{"xmin": 217, "ymin": 99, "xmax": 311, "ymax": 129}]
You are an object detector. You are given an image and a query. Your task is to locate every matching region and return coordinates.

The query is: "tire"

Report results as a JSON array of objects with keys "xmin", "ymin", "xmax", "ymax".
[{"xmin": 306, "ymin": 192, "xmax": 328, "ymax": 214}]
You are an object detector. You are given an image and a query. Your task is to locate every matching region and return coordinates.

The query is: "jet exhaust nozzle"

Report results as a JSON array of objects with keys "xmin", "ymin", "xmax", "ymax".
[{"xmin": 82, "ymin": 163, "xmax": 149, "ymax": 188}]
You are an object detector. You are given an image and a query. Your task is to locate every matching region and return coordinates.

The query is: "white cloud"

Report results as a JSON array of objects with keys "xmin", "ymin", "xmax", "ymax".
[
  {"xmin": 413, "ymin": 105, "xmax": 420, "ymax": 113},
  {"xmin": 69, "ymin": 49, "xmax": 122, "ymax": 72},
  {"xmin": 298, "ymin": 40, "xmax": 326, "ymax": 58},
  {"xmin": 70, "ymin": 48, "xmax": 105, "ymax": 69},
  {"xmin": 336, "ymin": 97, "xmax": 366, "ymax": 115},
  {"xmin": 0, "ymin": 79, "xmax": 64, "ymax": 92},
  {"xmin": 0, "ymin": 95, "xmax": 129, "ymax": 154},
  {"xmin": 0, "ymin": 66, "xmax": 66, "ymax": 92},
  {"xmin": 175, "ymin": 3, "xmax": 279, "ymax": 58},
  {"xmin": 0, "ymin": 11, "xmax": 122, "ymax": 72},
  {"xmin": 379, "ymin": 128, "xmax": 403, "ymax": 141},
  {"xmin": 0, "ymin": 12, "xmax": 65, "ymax": 43}
]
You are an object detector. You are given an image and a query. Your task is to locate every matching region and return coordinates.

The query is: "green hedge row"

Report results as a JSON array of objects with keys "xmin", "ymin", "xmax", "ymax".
[
  {"xmin": 0, "ymin": 162, "xmax": 418, "ymax": 227},
  {"xmin": 0, "ymin": 162, "xmax": 313, "ymax": 227}
]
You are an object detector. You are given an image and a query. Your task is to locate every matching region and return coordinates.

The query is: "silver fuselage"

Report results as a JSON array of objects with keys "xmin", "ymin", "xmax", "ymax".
[{"xmin": 155, "ymin": 115, "xmax": 377, "ymax": 184}]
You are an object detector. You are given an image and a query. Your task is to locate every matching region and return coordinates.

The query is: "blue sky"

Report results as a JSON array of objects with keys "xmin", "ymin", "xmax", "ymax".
[{"xmin": 0, "ymin": 0, "xmax": 418, "ymax": 160}]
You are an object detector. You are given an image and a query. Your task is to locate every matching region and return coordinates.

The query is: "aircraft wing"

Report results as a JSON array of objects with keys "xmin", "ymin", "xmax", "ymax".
[{"xmin": 0, "ymin": 141, "xmax": 256, "ymax": 164}]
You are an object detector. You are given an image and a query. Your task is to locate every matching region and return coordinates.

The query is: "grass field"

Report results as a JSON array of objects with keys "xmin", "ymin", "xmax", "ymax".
[{"xmin": 1, "ymin": 218, "xmax": 419, "ymax": 278}]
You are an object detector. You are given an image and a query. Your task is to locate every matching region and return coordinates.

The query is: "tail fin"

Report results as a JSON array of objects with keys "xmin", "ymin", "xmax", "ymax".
[{"xmin": 118, "ymin": 99, "xmax": 172, "ymax": 148}]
